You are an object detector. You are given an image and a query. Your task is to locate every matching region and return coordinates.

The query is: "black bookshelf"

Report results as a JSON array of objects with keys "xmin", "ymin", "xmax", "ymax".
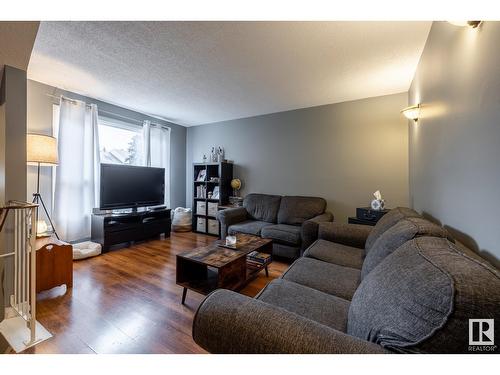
[{"xmin": 192, "ymin": 162, "xmax": 233, "ymax": 236}]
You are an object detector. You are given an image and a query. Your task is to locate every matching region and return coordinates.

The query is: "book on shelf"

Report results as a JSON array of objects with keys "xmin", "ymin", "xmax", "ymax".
[
  {"xmin": 246, "ymin": 251, "xmax": 271, "ymax": 264},
  {"xmin": 196, "ymin": 185, "xmax": 207, "ymax": 198},
  {"xmin": 247, "ymin": 259, "xmax": 269, "ymax": 268},
  {"xmin": 247, "ymin": 259, "xmax": 264, "ymax": 268}
]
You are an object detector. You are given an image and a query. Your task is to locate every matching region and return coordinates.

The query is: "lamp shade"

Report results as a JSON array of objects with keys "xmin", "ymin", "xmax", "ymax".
[
  {"xmin": 401, "ymin": 104, "xmax": 420, "ymax": 121},
  {"xmin": 448, "ymin": 21, "xmax": 482, "ymax": 28},
  {"xmin": 27, "ymin": 134, "xmax": 59, "ymax": 165}
]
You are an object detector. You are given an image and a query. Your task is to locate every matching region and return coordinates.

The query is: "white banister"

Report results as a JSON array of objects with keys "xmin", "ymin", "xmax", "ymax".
[{"xmin": 0, "ymin": 201, "xmax": 52, "ymax": 352}]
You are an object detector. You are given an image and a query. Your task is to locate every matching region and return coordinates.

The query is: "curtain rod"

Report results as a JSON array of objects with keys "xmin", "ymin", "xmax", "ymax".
[
  {"xmin": 45, "ymin": 93, "xmax": 92, "ymax": 108},
  {"xmin": 45, "ymin": 93, "xmax": 170, "ymax": 130}
]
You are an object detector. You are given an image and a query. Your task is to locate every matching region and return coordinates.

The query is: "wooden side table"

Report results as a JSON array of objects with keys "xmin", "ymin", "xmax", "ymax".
[{"xmin": 35, "ymin": 236, "xmax": 73, "ymax": 293}]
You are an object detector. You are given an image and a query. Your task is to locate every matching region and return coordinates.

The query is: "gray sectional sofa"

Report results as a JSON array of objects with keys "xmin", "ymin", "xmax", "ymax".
[
  {"xmin": 217, "ymin": 193, "xmax": 333, "ymax": 259},
  {"xmin": 193, "ymin": 207, "xmax": 500, "ymax": 354}
]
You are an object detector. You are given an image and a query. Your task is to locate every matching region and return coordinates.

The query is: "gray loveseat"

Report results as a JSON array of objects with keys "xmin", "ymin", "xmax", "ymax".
[
  {"xmin": 217, "ymin": 193, "xmax": 333, "ymax": 259},
  {"xmin": 193, "ymin": 207, "xmax": 500, "ymax": 353}
]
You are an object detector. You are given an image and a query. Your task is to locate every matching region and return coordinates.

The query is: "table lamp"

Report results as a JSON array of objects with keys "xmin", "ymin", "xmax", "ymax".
[{"xmin": 27, "ymin": 133, "xmax": 60, "ymax": 239}]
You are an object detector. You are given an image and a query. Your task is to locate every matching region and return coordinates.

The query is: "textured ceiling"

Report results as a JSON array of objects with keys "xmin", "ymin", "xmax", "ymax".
[{"xmin": 28, "ymin": 21, "xmax": 431, "ymax": 126}]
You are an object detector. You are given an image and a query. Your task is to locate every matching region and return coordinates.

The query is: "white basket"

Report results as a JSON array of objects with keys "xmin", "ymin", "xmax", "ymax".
[{"xmin": 172, "ymin": 207, "xmax": 193, "ymax": 232}]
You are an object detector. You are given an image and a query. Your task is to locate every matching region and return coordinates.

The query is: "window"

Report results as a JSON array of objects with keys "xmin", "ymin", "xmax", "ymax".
[
  {"xmin": 98, "ymin": 117, "xmax": 144, "ymax": 166},
  {"xmin": 52, "ymin": 102, "xmax": 171, "ymax": 209}
]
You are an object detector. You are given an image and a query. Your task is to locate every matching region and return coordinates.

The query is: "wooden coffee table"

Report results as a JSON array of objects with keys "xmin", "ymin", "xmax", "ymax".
[{"xmin": 176, "ymin": 233, "xmax": 272, "ymax": 304}]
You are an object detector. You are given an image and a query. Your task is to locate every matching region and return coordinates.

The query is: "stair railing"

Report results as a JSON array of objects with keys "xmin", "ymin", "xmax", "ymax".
[{"xmin": 0, "ymin": 200, "xmax": 38, "ymax": 346}]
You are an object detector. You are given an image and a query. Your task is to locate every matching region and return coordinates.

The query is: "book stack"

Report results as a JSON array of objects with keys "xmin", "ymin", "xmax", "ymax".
[
  {"xmin": 196, "ymin": 185, "xmax": 207, "ymax": 198},
  {"xmin": 246, "ymin": 251, "xmax": 271, "ymax": 268}
]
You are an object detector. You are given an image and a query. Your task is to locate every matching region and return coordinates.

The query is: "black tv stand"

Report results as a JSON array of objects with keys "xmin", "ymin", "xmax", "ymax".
[
  {"xmin": 91, "ymin": 207, "xmax": 171, "ymax": 252},
  {"xmin": 150, "ymin": 205, "xmax": 166, "ymax": 211}
]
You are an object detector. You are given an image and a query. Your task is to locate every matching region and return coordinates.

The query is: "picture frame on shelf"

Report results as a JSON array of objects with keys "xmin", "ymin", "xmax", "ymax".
[
  {"xmin": 196, "ymin": 169, "xmax": 206, "ymax": 181},
  {"xmin": 212, "ymin": 186, "xmax": 220, "ymax": 199}
]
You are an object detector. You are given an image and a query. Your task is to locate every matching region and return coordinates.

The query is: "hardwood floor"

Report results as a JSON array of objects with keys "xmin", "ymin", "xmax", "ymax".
[{"xmin": 21, "ymin": 232, "xmax": 289, "ymax": 354}]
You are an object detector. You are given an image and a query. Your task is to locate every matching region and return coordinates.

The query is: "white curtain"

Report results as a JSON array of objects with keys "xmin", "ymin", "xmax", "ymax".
[
  {"xmin": 142, "ymin": 120, "xmax": 151, "ymax": 167},
  {"xmin": 53, "ymin": 98, "xmax": 100, "ymax": 242},
  {"xmin": 143, "ymin": 120, "xmax": 170, "ymax": 207}
]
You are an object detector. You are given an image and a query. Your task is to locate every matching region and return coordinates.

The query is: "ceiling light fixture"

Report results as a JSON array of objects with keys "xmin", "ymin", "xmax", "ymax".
[
  {"xmin": 448, "ymin": 21, "xmax": 482, "ymax": 28},
  {"xmin": 401, "ymin": 104, "xmax": 420, "ymax": 122}
]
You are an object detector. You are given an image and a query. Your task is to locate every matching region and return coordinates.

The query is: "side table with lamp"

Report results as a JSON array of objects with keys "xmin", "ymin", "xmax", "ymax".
[{"xmin": 27, "ymin": 133, "xmax": 73, "ymax": 293}]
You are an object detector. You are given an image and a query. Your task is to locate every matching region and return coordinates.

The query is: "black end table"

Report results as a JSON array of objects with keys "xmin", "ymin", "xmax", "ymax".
[{"xmin": 348, "ymin": 207, "xmax": 390, "ymax": 226}]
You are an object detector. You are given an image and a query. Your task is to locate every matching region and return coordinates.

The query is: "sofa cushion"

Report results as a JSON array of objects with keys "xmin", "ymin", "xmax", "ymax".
[
  {"xmin": 304, "ymin": 239, "xmax": 364, "ymax": 269},
  {"xmin": 278, "ymin": 196, "xmax": 327, "ymax": 225},
  {"xmin": 272, "ymin": 242, "xmax": 301, "ymax": 259},
  {"xmin": 261, "ymin": 224, "xmax": 301, "ymax": 246},
  {"xmin": 348, "ymin": 237, "xmax": 500, "ymax": 353},
  {"xmin": 317, "ymin": 222, "xmax": 372, "ymax": 249},
  {"xmin": 243, "ymin": 193, "xmax": 281, "ymax": 223},
  {"xmin": 282, "ymin": 257, "xmax": 361, "ymax": 300},
  {"xmin": 228, "ymin": 220, "xmax": 273, "ymax": 236},
  {"xmin": 257, "ymin": 279, "xmax": 350, "ymax": 332},
  {"xmin": 364, "ymin": 207, "xmax": 420, "ymax": 252},
  {"xmin": 361, "ymin": 217, "xmax": 449, "ymax": 279}
]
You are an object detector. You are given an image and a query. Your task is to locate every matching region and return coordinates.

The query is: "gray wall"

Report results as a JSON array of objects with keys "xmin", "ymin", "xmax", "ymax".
[
  {"xmin": 1, "ymin": 66, "xmax": 29, "ymax": 351},
  {"xmin": 3, "ymin": 68, "xmax": 28, "ymax": 203},
  {"xmin": 27, "ymin": 80, "xmax": 187, "ymax": 215},
  {"xmin": 409, "ymin": 21, "xmax": 500, "ymax": 266},
  {"xmin": 0, "ymin": 70, "xmax": 6, "ymax": 350},
  {"xmin": 187, "ymin": 92, "xmax": 409, "ymax": 222}
]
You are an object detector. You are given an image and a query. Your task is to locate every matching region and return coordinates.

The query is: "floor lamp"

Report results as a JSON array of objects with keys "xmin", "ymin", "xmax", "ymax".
[{"xmin": 27, "ymin": 133, "xmax": 60, "ymax": 239}]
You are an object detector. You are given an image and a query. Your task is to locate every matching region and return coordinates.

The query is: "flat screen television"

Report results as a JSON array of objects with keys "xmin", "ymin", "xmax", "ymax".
[{"xmin": 100, "ymin": 163, "xmax": 165, "ymax": 210}]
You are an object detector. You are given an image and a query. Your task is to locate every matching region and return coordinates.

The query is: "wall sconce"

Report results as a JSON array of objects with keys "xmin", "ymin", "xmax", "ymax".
[
  {"xmin": 448, "ymin": 21, "xmax": 482, "ymax": 28},
  {"xmin": 401, "ymin": 104, "xmax": 420, "ymax": 122}
]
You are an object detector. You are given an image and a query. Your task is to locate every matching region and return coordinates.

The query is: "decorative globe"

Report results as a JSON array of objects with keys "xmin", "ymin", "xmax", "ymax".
[{"xmin": 230, "ymin": 178, "xmax": 242, "ymax": 190}]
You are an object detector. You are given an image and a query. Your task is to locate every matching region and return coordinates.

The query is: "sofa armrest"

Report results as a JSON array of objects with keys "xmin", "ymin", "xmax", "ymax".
[
  {"xmin": 216, "ymin": 207, "xmax": 248, "ymax": 238},
  {"xmin": 301, "ymin": 211, "xmax": 334, "ymax": 251},
  {"xmin": 317, "ymin": 222, "xmax": 372, "ymax": 249},
  {"xmin": 193, "ymin": 289, "xmax": 387, "ymax": 354}
]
